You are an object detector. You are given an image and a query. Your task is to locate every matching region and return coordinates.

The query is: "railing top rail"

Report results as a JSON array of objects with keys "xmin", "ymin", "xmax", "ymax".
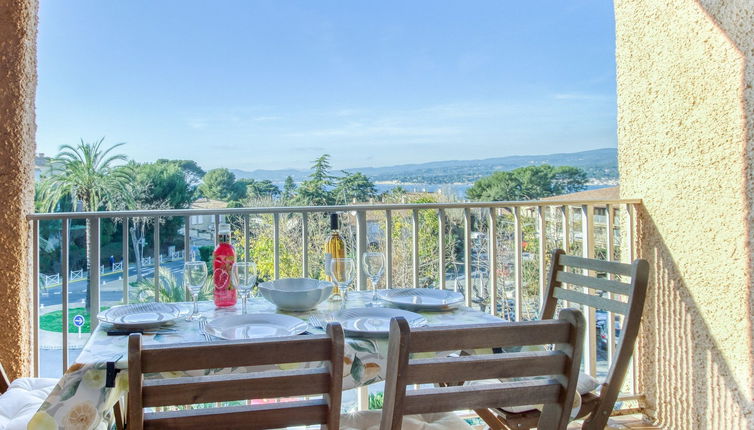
[{"xmin": 27, "ymin": 198, "xmax": 641, "ymax": 220}]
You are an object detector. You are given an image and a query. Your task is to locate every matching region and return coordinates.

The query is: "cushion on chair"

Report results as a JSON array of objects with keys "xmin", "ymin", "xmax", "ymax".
[
  {"xmin": 341, "ymin": 410, "xmax": 472, "ymax": 430},
  {"xmin": 0, "ymin": 377, "xmax": 58, "ymax": 430},
  {"xmin": 498, "ymin": 372, "xmax": 600, "ymax": 415}
]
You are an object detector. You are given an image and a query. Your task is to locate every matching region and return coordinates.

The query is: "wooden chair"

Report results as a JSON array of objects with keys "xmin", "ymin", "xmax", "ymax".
[
  {"xmin": 367, "ymin": 310, "xmax": 585, "ymax": 430},
  {"xmin": 481, "ymin": 249, "xmax": 649, "ymax": 430},
  {"xmin": 127, "ymin": 322, "xmax": 344, "ymax": 430}
]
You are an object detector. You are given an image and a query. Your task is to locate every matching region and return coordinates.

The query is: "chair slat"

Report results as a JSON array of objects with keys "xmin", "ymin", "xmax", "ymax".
[
  {"xmin": 559, "ymin": 255, "xmax": 632, "ymax": 277},
  {"xmin": 143, "ymin": 399, "xmax": 328, "ymax": 430},
  {"xmin": 406, "ymin": 351, "xmax": 567, "ymax": 385},
  {"xmin": 142, "ymin": 368, "xmax": 330, "ymax": 407},
  {"xmin": 141, "ymin": 335, "xmax": 332, "ymax": 373},
  {"xmin": 403, "ymin": 380, "xmax": 562, "ymax": 416},
  {"xmin": 556, "ymin": 271, "xmax": 632, "ymax": 295},
  {"xmin": 553, "ymin": 287, "xmax": 628, "ymax": 315},
  {"xmin": 407, "ymin": 320, "xmax": 571, "ymax": 353}
]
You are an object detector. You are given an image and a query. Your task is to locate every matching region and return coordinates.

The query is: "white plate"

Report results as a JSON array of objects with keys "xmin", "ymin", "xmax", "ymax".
[
  {"xmin": 205, "ymin": 314, "xmax": 308, "ymax": 340},
  {"xmin": 98, "ymin": 303, "xmax": 183, "ymax": 329},
  {"xmin": 376, "ymin": 288, "xmax": 464, "ymax": 311},
  {"xmin": 333, "ymin": 307, "xmax": 427, "ymax": 337}
]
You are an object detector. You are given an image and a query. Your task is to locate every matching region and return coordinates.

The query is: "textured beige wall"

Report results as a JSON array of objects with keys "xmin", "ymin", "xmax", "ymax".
[
  {"xmin": 0, "ymin": 0, "xmax": 38, "ymax": 379},
  {"xmin": 615, "ymin": 0, "xmax": 754, "ymax": 428}
]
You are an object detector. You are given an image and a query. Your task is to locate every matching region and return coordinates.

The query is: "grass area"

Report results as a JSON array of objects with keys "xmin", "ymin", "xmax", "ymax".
[{"xmin": 39, "ymin": 307, "xmax": 109, "ymax": 333}]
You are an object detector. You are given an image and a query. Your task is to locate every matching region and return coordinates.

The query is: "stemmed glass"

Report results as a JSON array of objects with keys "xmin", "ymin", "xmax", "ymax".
[
  {"xmin": 184, "ymin": 262, "xmax": 208, "ymax": 320},
  {"xmin": 232, "ymin": 261, "xmax": 258, "ymax": 314},
  {"xmin": 329, "ymin": 258, "xmax": 355, "ymax": 308},
  {"xmin": 362, "ymin": 252, "xmax": 385, "ymax": 302}
]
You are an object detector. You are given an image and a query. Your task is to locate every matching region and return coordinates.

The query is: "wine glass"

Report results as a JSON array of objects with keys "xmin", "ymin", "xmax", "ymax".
[
  {"xmin": 362, "ymin": 252, "xmax": 385, "ymax": 302},
  {"xmin": 232, "ymin": 261, "xmax": 258, "ymax": 314},
  {"xmin": 184, "ymin": 262, "xmax": 208, "ymax": 320},
  {"xmin": 329, "ymin": 258, "xmax": 355, "ymax": 307}
]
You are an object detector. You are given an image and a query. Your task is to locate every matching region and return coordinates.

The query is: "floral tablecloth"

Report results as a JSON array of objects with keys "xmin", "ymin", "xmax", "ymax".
[{"xmin": 30, "ymin": 292, "xmax": 502, "ymax": 430}]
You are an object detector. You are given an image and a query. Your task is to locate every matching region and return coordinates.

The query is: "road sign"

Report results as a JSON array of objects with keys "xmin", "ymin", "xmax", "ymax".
[{"xmin": 73, "ymin": 314, "xmax": 85, "ymax": 339}]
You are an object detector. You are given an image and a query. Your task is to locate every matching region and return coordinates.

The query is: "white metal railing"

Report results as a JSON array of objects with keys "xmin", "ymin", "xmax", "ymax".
[
  {"xmin": 70, "ymin": 269, "xmax": 84, "ymax": 281},
  {"xmin": 27, "ymin": 198, "xmax": 641, "ymax": 403}
]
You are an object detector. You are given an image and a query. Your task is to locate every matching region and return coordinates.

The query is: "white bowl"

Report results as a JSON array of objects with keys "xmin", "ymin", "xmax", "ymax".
[{"xmin": 258, "ymin": 278, "xmax": 334, "ymax": 311}]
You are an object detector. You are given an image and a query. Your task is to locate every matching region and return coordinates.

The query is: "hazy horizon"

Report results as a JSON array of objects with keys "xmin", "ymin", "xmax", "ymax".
[{"xmin": 36, "ymin": 1, "xmax": 617, "ymax": 171}]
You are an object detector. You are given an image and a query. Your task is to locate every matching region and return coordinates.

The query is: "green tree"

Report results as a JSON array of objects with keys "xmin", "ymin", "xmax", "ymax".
[
  {"xmin": 156, "ymin": 159, "xmax": 205, "ymax": 187},
  {"xmin": 282, "ymin": 176, "xmax": 297, "ymax": 202},
  {"xmin": 466, "ymin": 165, "xmax": 587, "ymax": 201},
  {"xmin": 38, "ymin": 138, "xmax": 132, "ymax": 213},
  {"xmin": 124, "ymin": 161, "xmax": 194, "ymax": 280},
  {"xmin": 295, "ymin": 154, "xmax": 336, "ymax": 206},
  {"xmin": 199, "ymin": 168, "xmax": 246, "ymax": 201},
  {"xmin": 241, "ymin": 179, "xmax": 281, "ymax": 199},
  {"xmin": 334, "ymin": 171, "xmax": 377, "ymax": 204},
  {"xmin": 37, "ymin": 138, "xmax": 133, "ymax": 314}
]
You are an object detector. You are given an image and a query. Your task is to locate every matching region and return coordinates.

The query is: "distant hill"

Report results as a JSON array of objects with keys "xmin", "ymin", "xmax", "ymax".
[{"xmin": 231, "ymin": 148, "xmax": 618, "ymax": 184}]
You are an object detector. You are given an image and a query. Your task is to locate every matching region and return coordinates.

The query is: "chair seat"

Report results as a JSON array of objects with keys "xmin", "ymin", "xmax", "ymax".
[
  {"xmin": 341, "ymin": 410, "xmax": 472, "ymax": 430},
  {"xmin": 0, "ymin": 377, "xmax": 58, "ymax": 430}
]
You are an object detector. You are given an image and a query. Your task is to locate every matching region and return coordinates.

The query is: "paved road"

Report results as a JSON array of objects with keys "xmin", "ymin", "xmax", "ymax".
[{"xmin": 40, "ymin": 259, "xmax": 187, "ymax": 307}]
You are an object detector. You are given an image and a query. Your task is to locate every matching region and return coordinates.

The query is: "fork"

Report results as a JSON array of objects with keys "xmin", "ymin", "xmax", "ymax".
[
  {"xmin": 198, "ymin": 318, "xmax": 214, "ymax": 342},
  {"xmin": 308, "ymin": 314, "xmax": 333, "ymax": 331}
]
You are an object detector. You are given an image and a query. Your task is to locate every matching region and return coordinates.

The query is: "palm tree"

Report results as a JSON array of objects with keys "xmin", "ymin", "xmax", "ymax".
[
  {"xmin": 38, "ymin": 138, "xmax": 132, "ymax": 213},
  {"xmin": 38, "ymin": 138, "xmax": 133, "ymax": 313}
]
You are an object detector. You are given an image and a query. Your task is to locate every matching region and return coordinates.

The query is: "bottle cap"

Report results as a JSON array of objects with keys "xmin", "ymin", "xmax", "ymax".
[{"xmin": 330, "ymin": 213, "xmax": 339, "ymax": 230}]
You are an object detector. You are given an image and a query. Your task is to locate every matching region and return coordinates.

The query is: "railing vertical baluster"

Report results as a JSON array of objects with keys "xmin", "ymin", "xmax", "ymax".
[
  {"xmin": 412, "ymin": 209, "xmax": 419, "ymax": 288},
  {"xmin": 487, "ymin": 208, "xmax": 498, "ymax": 316},
  {"xmin": 123, "ymin": 217, "xmax": 130, "ymax": 303},
  {"xmin": 581, "ymin": 204, "xmax": 597, "ymax": 377},
  {"xmin": 438, "ymin": 209, "xmax": 446, "ymax": 290},
  {"xmin": 463, "ymin": 208, "xmax": 472, "ymax": 307},
  {"xmin": 513, "ymin": 207, "xmax": 522, "ymax": 321},
  {"xmin": 625, "ymin": 203, "xmax": 637, "ymax": 395},
  {"xmin": 32, "ymin": 220, "xmax": 40, "ymax": 377},
  {"xmin": 273, "ymin": 213, "xmax": 280, "ymax": 280},
  {"xmin": 385, "ymin": 210, "xmax": 393, "ymax": 288},
  {"xmin": 153, "ymin": 218, "xmax": 160, "ymax": 302},
  {"xmin": 606, "ymin": 204, "xmax": 616, "ymax": 364},
  {"xmin": 184, "ymin": 216, "xmax": 190, "ymax": 263},
  {"xmin": 214, "ymin": 214, "xmax": 220, "ymax": 248},
  {"xmin": 244, "ymin": 215, "xmax": 250, "ymax": 266},
  {"xmin": 89, "ymin": 218, "xmax": 101, "ymax": 330},
  {"xmin": 561, "ymin": 205, "xmax": 571, "ymax": 309},
  {"xmin": 537, "ymin": 206, "xmax": 546, "ymax": 310},
  {"xmin": 356, "ymin": 210, "xmax": 367, "ymax": 290},
  {"xmin": 61, "ymin": 219, "xmax": 69, "ymax": 372},
  {"xmin": 301, "ymin": 213, "xmax": 308, "ymax": 278}
]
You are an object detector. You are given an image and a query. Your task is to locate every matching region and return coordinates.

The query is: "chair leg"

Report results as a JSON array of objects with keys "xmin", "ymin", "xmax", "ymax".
[
  {"xmin": 474, "ymin": 409, "xmax": 513, "ymax": 430},
  {"xmin": 114, "ymin": 398, "xmax": 126, "ymax": 430}
]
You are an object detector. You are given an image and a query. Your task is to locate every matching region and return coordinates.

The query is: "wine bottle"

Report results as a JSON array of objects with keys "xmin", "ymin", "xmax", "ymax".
[
  {"xmin": 213, "ymin": 223, "xmax": 237, "ymax": 307},
  {"xmin": 324, "ymin": 213, "xmax": 345, "ymax": 300}
]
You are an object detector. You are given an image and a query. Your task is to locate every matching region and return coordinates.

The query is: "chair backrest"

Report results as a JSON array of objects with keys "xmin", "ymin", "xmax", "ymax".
[
  {"xmin": 540, "ymin": 249, "xmax": 649, "ymax": 427},
  {"xmin": 127, "ymin": 323, "xmax": 344, "ymax": 430},
  {"xmin": 380, "ymin": 310, "xmax": 585, "ymax": 430}
]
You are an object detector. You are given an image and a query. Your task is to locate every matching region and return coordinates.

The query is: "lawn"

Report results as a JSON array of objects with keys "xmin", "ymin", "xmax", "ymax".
[{"xmin": 39, "ymin": 307, "xmax": 109, "ymax": 333}]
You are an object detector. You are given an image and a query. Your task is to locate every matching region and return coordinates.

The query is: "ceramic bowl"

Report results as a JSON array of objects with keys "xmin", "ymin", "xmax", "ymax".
[{"xmin": 258, "ymin": 278, "xmax": 334, "ymax": 311}]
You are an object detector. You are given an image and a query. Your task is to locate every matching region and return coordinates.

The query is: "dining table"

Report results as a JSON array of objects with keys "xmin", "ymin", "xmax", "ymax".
[{"xmin": 29, "ymin": 291, "xmax": 504, "ymax": 430}]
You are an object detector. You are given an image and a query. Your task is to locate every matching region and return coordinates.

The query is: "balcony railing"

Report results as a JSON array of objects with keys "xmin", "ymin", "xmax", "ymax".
[{"xmin": 27, "ymin": 198, "xmax": 642, "ymax": 408}]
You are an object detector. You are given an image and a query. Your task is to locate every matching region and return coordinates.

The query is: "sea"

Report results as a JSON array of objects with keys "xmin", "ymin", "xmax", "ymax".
[{"xmin": 373, "ymin": 182, "xmax": 613, "ymax": 199}]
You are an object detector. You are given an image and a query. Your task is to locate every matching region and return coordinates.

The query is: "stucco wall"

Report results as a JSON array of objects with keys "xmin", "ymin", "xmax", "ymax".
[
  {"xmin": 615, "ymin": 0, "xmax": 754, "ymax": 428},
  {"xmin": 0, "ymin": 0, "xmax": 38, "ymax": 379}
]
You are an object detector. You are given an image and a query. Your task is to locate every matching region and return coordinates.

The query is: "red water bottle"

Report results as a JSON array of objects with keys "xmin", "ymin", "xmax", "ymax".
[{"xmin": 213, "ymin": 223, "xmax": 237, "ymax": 307}]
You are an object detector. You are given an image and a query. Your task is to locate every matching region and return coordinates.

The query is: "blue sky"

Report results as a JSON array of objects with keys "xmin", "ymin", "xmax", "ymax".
[{"xmin": 36, "ymin": 1, "xmax": 617, "ymax": 171}]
